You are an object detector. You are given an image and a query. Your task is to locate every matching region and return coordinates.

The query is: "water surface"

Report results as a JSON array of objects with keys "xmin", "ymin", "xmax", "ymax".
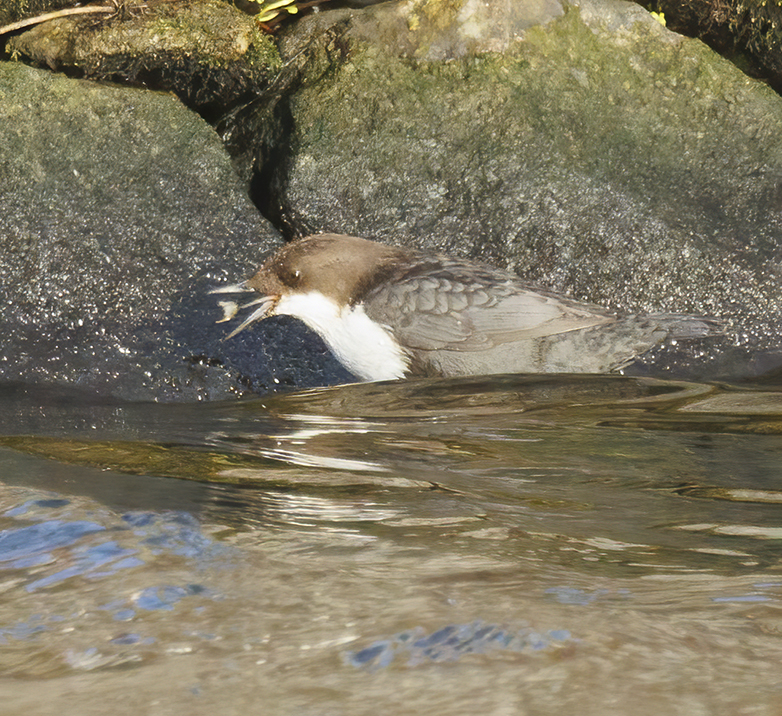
[{"xmin": 1, "ymin": 375, "xmax": 781, "ymax": 715}]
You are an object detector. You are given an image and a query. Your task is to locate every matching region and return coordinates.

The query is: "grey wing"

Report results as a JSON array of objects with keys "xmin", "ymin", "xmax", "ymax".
[{"xmin": 365, "ymin": 275, "xmax": 617, "ymax": 352}]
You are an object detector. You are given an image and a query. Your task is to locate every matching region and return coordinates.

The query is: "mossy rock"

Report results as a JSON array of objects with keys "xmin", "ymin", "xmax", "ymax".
[{"xmin": 6, "ymin": 0, "xmax": 281, "ymax": 116}]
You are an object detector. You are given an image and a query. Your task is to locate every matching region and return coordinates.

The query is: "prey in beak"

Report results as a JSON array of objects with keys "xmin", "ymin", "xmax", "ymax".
[
  {"xmin": 206, "ymin": 235, "xmax": 411, "ymax": 381},
  {"xmin": 209, "ymin": 281, "xmax": 280, "ymax": 340},
  {"xmin": 210, "ymin": 243, "xmax": 298, "ymax": 340}
]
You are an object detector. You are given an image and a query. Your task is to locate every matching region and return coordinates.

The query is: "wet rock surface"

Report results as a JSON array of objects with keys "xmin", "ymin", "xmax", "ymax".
[{"xmin": 0, "ymin": 62, "xmax": 352, "ymax": 400}]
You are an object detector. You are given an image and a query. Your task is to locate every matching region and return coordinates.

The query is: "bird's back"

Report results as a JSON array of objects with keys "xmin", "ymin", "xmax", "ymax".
[{"xmin": 363, "ymin": 255, "xmax": 717, "ymax": 376}]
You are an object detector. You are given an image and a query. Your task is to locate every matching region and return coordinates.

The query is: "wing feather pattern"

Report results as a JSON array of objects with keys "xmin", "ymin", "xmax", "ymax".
[{"xmin": 364, "ymin": 259, "xmax": 616, "ymax": 352}]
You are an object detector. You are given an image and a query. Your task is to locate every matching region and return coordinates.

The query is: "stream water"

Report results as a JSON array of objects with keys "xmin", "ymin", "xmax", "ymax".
[{"xmin": 0, "ymin": 374, "xmax": 781, "ymax": 715}]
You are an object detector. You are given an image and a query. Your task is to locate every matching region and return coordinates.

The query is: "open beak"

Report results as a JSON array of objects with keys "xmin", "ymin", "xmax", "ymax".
[
  {"xmin": 223, "ymin": 295, "xmax": 279, "ymax": 339},
  {"xmin": 209, "ymin": 282, "xmax": 279, "ymax": 339},
  {"xmin": 209, "ymin": 281, "xmax": 250, "ymax": 295}
]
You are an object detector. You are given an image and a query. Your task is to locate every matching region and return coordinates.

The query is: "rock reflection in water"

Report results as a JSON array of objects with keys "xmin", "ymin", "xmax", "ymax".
[{"xmin": 347, "ymin": 621, "xmax": 573, "ymax": 671}]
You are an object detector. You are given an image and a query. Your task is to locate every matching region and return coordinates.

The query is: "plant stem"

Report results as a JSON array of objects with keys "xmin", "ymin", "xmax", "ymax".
[{"xmin": 0, "ymin": 6, "xmax": 116, "ymax": 36}]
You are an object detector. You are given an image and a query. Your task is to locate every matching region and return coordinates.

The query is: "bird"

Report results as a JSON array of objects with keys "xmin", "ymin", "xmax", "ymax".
[{"xmin": 212, "ymin": 233, "xmax": 718, "ymax": 382}]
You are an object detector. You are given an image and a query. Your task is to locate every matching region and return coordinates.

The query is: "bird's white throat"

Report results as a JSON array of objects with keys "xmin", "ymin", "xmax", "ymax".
[{"xmin": 274, "ymin": 291, "xmax": 409, "ymax": 382}]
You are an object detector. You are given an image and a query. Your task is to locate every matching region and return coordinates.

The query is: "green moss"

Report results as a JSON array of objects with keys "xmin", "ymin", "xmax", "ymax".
[
  {"xmin": 6, "ymin": 0, "xmax": 282, "ymax": 107},
  {"xmin": 303, "ymin": 2, "xmax": 778, "ymax": 178},
  {"xmin": 244, "ymin": 23, "xmax": 282, "ymax": 72},
  {"xmin": 408, "ymin": 0, "xmax": 465, "ymax": 30},
  {"xmin": 136, "ymin": 0, "xmax": 280, "ymax": 71},
  {"xmin": 393, "ymin": 0, "xmax": 493, "ymax": 58},
  {"xmin": 0, "ymin": 0, "xmax": 29, "ymax": 26}
]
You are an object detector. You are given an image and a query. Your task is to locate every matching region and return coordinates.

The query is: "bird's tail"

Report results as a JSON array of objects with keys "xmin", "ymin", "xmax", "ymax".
[{"xmin": 647, "ymin": 313, "xmax": 725, "ymax": 340}]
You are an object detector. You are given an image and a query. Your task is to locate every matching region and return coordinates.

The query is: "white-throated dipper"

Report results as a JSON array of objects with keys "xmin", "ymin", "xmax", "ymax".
[{"xmin": 215, "ymin": 234, "xmax": 717, "ymax": 381}]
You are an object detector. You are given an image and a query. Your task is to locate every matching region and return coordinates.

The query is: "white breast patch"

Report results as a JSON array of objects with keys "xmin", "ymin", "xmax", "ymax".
[{"xmin": 273, "ymin": 291, "xmax": 409, "ymax": 382}]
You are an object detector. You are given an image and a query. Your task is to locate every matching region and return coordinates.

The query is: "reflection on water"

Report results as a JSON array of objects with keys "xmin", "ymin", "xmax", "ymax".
[
  {"xmin": 0, "ymin": 375, "xmax": 782, "ymax": 714},
  {"xmin": 346, "ymin": 621, "xmax": 573, "ymax": 672}
]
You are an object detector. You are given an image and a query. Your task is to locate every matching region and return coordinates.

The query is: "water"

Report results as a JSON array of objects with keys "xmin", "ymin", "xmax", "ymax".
[{"xmin": 0, "ymin": 375, "xmax": 781, "ymax": 715}]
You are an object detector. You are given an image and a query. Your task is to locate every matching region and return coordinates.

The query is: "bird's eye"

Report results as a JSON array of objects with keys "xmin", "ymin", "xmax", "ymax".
[{"xmin": 281, "ymin": 267, "xmax": 302, "ymax": 287}]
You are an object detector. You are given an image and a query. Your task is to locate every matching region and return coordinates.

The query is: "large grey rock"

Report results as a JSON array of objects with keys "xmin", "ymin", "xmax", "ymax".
[
  {"xmin": 0, "ymin": 62, "xmax": 353, "ymax": 401},
  {"xmin": 262, "ymin": 0, "xmax": 782, "ymax": 381}
]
